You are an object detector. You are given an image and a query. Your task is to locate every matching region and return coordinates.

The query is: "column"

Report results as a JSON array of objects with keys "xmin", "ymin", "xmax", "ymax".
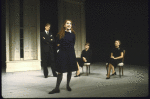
[{"xmin": 6, "ymin": 0, "xmax": 9, "ymax": 62}]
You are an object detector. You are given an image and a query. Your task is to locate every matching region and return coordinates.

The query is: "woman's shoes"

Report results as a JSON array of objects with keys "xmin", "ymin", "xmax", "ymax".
[
  {"xmin": 74, "ymin": 74, "xmax": 80, "ymax": 77},
  {"xmin": 112, "ymin": 72, "xmax": 116, "ymax": 75},
  {"xmin": 106, "ymin": 77, "xmax": 110, "ymax": 79},
  {"xmin": 48, "ymin": 89, "xmax": 60, "ymax": 94},
  {"xmin": 67, "ymin": 86, "xmax": 72, "ymax": 91}
]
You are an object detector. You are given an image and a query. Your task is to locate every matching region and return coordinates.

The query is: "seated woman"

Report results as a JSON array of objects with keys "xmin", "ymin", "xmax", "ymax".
[
  {"xmin": 106, "ymin": 40, "xmax": 123, "ymax": 79},
  {"xmin": 75, "ymin": 42, "xmax": 92, "ymax": 77}
]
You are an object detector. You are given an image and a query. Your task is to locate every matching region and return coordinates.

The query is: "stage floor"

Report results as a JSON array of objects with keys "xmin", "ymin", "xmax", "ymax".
[{"xmin": 2, "ymin": 62, "xmax": 148, "ymax": 98}]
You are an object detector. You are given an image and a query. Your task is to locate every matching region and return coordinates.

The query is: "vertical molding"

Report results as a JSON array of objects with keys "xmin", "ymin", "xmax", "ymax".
[
  {"xmin": 6, "ymin": 0, "xmax": 9, "ymax": 62},
  {"xmin": 15, "ymin": 0, "xmax": 20, "ymax": 60},
  {"xmin": 9, "ymin": 0, "xmax": 20, "ymax": 61},
  {"xmin": 81, "ymin": 3, "xmax": 86, "ymax": 50},
  {"xmin": 36, "ymin": 0, "xmax": 40, "ymax": 60},
  {"xmin": 58, "ymin": 0, "xmax": 64, "ymax": 32}
]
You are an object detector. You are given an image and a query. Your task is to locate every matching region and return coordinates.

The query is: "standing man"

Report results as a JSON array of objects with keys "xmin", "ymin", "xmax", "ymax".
[{"xmin": 41, "ymin": 23, "xmax": 57, "ymax": 78}]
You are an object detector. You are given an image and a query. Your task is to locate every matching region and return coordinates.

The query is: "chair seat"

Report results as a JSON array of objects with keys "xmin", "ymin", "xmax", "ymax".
[
  {"xmin": 84, "ymin": 63, "xmax": 91, "ymax": 65},
  {"xmin": 118, "ymin": 62, "xmax": 124, "ymax": 66},
  {"xmin": 106, "ymin": 63, "xmax": 124, "ymax": 66}
]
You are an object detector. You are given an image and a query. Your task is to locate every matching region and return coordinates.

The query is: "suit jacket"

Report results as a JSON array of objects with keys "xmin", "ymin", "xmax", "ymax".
[{"xmin": 40, "ymin": 31, "xmax": 55, "ymax": 53}]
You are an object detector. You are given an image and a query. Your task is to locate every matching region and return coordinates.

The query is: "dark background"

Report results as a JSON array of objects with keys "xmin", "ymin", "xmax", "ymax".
[
  {"xmin": 1, "ymin": 0, "xmax": 149, "ymax": 69},
  {"xmin": 85, "ymin": 0, "xmax": 149, "ymax": 66},
  {"xmin": 40, "ymin": 0, "xmax": 149, "ymax": 66}
]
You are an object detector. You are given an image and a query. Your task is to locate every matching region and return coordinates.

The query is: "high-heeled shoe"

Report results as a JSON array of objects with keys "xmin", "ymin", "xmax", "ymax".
[
  {"xmin": 106, "ymin": 77, "xmax": 110, "ymax": 79},
  {"xmin": 112, "ymin": 72, "xmax": 116, "ymax": 75},
  {"xmin": 74, "ymin": 74, "xmax": 80, "ymax": 77}
]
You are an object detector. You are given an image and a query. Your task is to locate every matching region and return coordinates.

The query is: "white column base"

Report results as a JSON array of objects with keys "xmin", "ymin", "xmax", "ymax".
[{"xmin": 6, "ymin": 60, "xmax": 41, "ymax": 72}]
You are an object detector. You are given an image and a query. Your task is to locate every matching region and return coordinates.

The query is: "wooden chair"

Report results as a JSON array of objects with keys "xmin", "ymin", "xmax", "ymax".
[
  {"xmin": 118, "ymin": 50, "xmax": 125, "ymax": 77},
  {"xmin": 82, "ymin": 63, "xmax": 91, "ymax": 76},
  {"xmin": 76, "ymin": 58, "xmax": 91, "ymax": 76},
  {"xmin": 106, "ymin": 50, "xmax": 125, "ymax": 77}
]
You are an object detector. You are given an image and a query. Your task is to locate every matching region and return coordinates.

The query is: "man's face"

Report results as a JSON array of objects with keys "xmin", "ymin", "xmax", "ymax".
[{"xmin": 45, "ymin": 25, "xmax": 50, "ymax": 31}]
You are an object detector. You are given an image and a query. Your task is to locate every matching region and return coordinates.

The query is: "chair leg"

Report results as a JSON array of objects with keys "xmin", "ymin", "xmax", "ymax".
[
  {"xmin": 82, "ymin": 67, "xmax": 83, "ymax": 73},
  {"xmin": 106, "ymin": 65, "xmax": 108, "ymax": 76},
  {"xmin": 89, "ymin": 65, "xmax": 90, "ymax": 74},
  {"xmin": 119, "ymin": 66, "xmax": 121, "ymax": 78},
  {"xmin": 86, "ymin": 66, "xmax": 87, "ymax": 75},
  {"xmin": 87, "ymin": 66, "xmax": 89, "ymax": 76},
  {"xmin": 122, "ymin": 67, "xmax": 123, "ymax": 76}
]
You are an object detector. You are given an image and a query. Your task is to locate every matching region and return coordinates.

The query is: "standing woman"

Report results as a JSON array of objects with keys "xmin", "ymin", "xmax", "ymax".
[{"xmin": 49, "ymin": 20, "xmax": 78, "ymax": 94}]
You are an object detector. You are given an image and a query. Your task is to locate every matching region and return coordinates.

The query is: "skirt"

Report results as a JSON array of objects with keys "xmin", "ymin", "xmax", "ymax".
[
  {"xmin": 108, "ymin": 58, "xmax": 122, "ymax": 68},
  {"xmin": 55, "ymin": 49, "xmax": 78, "ymax": 73}
]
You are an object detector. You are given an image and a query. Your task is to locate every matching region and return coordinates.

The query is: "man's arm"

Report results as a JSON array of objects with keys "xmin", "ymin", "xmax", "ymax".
[
  {"xmin": 41, "ymin": 32, "xmax": 50, "ymax": 44},
  {"xmin": 49, "ymin": 32, "xmax": 55, "ymax": 43}
]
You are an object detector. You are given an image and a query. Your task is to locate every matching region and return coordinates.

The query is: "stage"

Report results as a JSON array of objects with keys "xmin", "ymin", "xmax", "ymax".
[{"xmin": 2, "ymin": 62, "xmax": 148, "ymax": 98}]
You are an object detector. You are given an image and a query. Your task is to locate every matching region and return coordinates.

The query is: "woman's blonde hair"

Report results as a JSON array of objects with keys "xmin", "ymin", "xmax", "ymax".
[
  {"xmin": 115, "ymin": 40, "xmax": 121, "ymax": 45},
  {"xmin": 45, "ymin": 23, "xmax": 51, "ymax": 27}
]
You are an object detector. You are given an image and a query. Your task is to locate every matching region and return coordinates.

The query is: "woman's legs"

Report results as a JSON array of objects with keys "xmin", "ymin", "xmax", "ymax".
[
  {"xmin": 106, "ymin": 63, "xmax": 116, "ymax": 78},
  {"xmin": 55, "ymin": 73, "xmax": 63, "ymax": 89},
  {"xmin": 49, "ymin": 72, "xmax": 63, "ymax": 94},
  {"xmin": 67, "ymin": 72, "xmax": 72, "ymax": 91},
  {"xmin": 108, "ymin": 58, "xmax": 116, "ymax": 75},
  {"xmin": 111, "ymin": 64, "xmax": 115, "ymax": 74},
  {"xmin": 106, "ymin": 63, "xmax": 112, "ymax": 78},
  {"xmin": 76, "ymin": 62, "xmax": 80, "ymax": 75}
]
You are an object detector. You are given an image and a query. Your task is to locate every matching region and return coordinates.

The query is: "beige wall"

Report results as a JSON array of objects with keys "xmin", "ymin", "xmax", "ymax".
[
  {"xmin": 6, "ymin": 0, "xmax": 41, "ymax": 72},
  {"xmin": 9, "ymin": 0, "xmax": 20, "ymax": 61}
]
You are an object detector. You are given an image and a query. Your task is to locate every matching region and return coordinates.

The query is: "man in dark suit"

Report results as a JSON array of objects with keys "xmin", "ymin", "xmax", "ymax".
[{"xmin": 41, "ymin": 23, "xmax": 57, "ymax": 78}]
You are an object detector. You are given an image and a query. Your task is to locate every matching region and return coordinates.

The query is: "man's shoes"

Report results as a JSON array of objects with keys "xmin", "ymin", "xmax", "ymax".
[
  {"xmin": 44, "ymin": 75, "xmax": 48, "ymax": 78},
  {"xmin": 48, "ymin": 89, "xmax": 60, "ymax": 94}
]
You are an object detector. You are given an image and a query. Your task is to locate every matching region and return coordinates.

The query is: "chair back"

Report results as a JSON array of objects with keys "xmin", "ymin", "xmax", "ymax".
[{"xmin": 122, "ymin": 50, "xmax": 125, "ymax": 62}]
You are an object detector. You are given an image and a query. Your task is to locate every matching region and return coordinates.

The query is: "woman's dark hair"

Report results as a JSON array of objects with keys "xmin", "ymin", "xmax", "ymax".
[{"xmin": 85, "ymin": 42, "xmax": 90, "ymax": 47}]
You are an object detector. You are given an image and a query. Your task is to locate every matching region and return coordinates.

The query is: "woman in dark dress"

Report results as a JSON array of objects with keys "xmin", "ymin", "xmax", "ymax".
[
  {"xmin": 49, "ymin": 20, "xmax": 78, "ymax": 94},
  {"xmin": 75, "ymin": 42, "xmax": 92, "ymax": 77},
  {"xmin": 106, "ymin": 40, "xmax": 123, "ymax": 79}
]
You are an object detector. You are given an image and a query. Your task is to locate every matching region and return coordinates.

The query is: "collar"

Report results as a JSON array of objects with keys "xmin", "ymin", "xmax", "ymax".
[
  {"xmin": 65, "ymin": 30, "xmax": 72, "ymax": 33},
  {"xmin": 45, "ymin": 30, "xmax": 49, "ymax": 33},
  {"xmin": 115, "ymin": 47, "xmax": 120, "ymax": 50}
]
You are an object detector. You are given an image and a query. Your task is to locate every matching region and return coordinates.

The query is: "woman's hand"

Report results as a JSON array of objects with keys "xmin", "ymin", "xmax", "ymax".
[
  {"xmin": 43, "ymin": 37, "xmax": 45, "ymax": 39},
  {"xmin": 111, "ymin": 56, "xmax": 114, "ymax": 58},
  {"xmin": 57, "ymin": 44, "xmax": 60, "ymax": 46},
  {"xmin": 83, "ymin": 57, "xmax": 87, "ymax": 62}
]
